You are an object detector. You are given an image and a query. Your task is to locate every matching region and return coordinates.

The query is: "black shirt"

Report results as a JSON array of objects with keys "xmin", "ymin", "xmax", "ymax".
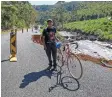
[{"xmin": 42, "ymin": 27, "xmax": 57, "ymax": 44}]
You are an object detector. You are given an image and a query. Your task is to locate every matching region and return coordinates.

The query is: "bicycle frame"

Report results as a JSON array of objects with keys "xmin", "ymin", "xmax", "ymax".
[{"xmin": 58, "ymin": 43, "xmax": 73, "ymax": 67}]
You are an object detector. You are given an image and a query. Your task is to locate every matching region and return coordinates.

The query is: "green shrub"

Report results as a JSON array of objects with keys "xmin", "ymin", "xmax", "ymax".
[{"xmin": 63, "ymin": 18, "xmax": 112, "ymax": 40}]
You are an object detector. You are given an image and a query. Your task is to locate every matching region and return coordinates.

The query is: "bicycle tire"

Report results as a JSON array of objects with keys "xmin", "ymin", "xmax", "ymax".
[
  {"xmin": 67, "ymin": 54, "xmax": 83, "ymax": 80},
  {"xmin": 61, "ymin": 76, "xmax": 80, "ymax": 91}
]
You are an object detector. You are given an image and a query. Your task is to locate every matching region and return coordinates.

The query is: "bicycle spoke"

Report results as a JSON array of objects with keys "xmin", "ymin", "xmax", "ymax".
[{"xmin": 67, "ymin": 54, "xmax": 83, "ymax": 80}]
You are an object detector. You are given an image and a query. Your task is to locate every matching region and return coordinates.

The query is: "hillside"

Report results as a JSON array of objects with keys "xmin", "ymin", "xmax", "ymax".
[
  {"xmin": 64, "ymin": 18, "xmax": 112, "ymax": 41},
  {"xmin": 32, "ymin": 1, "xmax": 112, "ymax": 41},
  {"xmin": 1, "ymin": 1, "xmax": 37, "ymax": 30},
  {"xmin": 33, "ymin": 1, "xmax": 112, "ymax": 24}
]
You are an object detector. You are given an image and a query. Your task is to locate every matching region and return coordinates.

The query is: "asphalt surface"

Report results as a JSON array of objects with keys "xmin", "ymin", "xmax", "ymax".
[{"xmin": 1, "ymin": 29, "xmax": 112, "ymax": 97}]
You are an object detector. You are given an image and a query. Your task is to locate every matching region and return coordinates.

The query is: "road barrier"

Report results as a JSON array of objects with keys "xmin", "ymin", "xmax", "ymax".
[
  {"xmin": 32, "ymin": 27, "xmax": 33, "ymax": 32},
  {"xmin": 32, "ymin": 34, "xmax": 43, "ymax": 45},
  {"xmin": 22, "ymin": 28, "xmax": 23, "ymax": 33},
  {"xmin": 10, "ymin": 29, "xmax": 17, "ymax": 62},
  {"xmin": 27, "ymin": 28, "xmax": 28, "ymax": 32}
]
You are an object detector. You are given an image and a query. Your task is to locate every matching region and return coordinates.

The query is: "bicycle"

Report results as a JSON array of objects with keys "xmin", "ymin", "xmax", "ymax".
[
  {"xmin": 57, "ymin": 41, "xmax": 83, "ymax": 80},
  {"xmin": 49, "ymin": 63, "xmax": 80, "ymax": 92},
  {"xmin": 48, "ymin": 41, "xmax": 82, "ymax": 92}
]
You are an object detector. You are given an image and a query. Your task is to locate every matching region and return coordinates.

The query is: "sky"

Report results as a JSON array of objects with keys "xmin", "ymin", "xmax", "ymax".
[{"xmin": 29, "ymin": 1, "xmax": 58, "ymax": 5}]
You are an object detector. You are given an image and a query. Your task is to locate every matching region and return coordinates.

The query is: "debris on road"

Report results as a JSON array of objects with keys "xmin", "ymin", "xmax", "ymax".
[
  {"xmin": 58, "ymin": 31, "xmax": 112, "ymax": 65},
  {"xmin": 31, "ymin": 29, "xmax": 43, "ymax": 45},
  {"xmin": 71, "ymin": 40, "xmax": 112, "ymax": 60},
  {"xmin": 70, "ymin": 40, "xmax": 112, "ymax": 65}
]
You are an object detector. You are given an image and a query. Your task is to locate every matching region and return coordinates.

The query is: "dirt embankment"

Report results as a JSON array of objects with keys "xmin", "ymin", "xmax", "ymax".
[
  {"xmin": 76, "ymin": 53, "xmax": 112, "ymax": 66},
  {"xmin": 62, "ymin": 29, "xmax": 112, "ymax": 42}
]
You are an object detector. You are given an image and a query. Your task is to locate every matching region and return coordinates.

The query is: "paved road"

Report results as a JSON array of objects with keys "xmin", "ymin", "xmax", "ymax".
[{"xmin": 1, "ymin": 30, "xmax": 112, "ymax": 97}]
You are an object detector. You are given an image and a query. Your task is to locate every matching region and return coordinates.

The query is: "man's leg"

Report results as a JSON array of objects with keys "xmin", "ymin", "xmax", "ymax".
[
  {"xmin": 45, "ymin": 44, "xmax": 52, "ymax": 69},
  {"xmin": 51, "ymin": 43, "xmax": 57, "ymax": 70}
]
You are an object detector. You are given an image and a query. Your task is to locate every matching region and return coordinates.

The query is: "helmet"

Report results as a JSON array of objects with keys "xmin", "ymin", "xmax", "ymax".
[{"xmin": 56, "ymin": 42, "xmax": 62, "ymax": 48}]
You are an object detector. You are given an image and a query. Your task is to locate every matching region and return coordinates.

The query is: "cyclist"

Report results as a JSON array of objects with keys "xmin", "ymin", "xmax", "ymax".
[{"xmin": 42, "ymin": 19, "xmax": 59, "ymax": 71}]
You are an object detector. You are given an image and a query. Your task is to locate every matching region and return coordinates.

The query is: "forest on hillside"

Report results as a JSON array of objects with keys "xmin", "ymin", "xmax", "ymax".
[
  {"xmin": 33, "ymin": 1, "xmax": 112, "ymax": 25},
  {"xmin": 1, "ymin": 1, "xmax": 112, "ymax": 41},
  {"xmin": 64, "ymin": 18, "xmax": 112, "ymax": 40},
  {"xmin": 33, "ymin": 1, "xmax": 112, "ymax": 41},
  {"xmin": 1, "ymin": 1, "xmax": 37, "ymax": 31}
]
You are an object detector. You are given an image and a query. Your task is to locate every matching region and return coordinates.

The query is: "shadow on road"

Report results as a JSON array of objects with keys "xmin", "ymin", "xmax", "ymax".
[
  {"xmin": 19, "ymin": 68, "xmax": 54, "ymax": 88},
  {"xmin": 49, "ymin": 65, "xmax": 80, "ymax": 92},
  {"xmin": 1, "ymin": 59, "xmax": 10, "ymax": 62}
]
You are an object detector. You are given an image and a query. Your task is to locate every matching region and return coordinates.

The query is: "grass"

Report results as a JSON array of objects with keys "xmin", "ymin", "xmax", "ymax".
[
  {"xmin": 64, "ymin": 18, "xmax": 112, "ymax": 40},
  {"xmin": 40, "ymin": 29, "xmax": 43, "ymax": 33}
]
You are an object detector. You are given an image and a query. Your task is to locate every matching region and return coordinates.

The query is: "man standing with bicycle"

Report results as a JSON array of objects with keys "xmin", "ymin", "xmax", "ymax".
[{"xmin": 42, "ymin": 19, "xmax": 59, "ymax": 71}]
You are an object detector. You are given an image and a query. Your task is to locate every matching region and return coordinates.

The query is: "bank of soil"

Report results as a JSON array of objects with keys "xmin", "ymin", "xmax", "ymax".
[{"xmin": 76, "ymin": 53, "xmax": 112, "ymax": 66}]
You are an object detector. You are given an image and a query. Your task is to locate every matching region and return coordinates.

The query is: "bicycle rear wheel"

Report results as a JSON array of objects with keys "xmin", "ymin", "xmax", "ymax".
[{"xmin": 67, "ymin": 54, "xmax": 83, "ymax": 80}]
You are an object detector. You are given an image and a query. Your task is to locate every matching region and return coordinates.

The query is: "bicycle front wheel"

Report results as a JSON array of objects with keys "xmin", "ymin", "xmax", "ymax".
[
  {"xmin": 67, "ymin": 54, "xmax": 83, "ymax": 80},
  {"xmin": 61, "ymin": 76, "xmax": 80, "ymax": 91}
]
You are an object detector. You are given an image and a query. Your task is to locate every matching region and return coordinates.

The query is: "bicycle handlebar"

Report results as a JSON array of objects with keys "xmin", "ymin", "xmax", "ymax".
[{"xmin": 60, "ymin": 41, "xmax": 78, "ymax": 49}]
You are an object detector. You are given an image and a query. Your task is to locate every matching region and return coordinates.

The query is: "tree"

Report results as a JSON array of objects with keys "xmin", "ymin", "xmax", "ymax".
[{"xmin": 1, "ymin": 1, "xmax": 37, "ymax": 30}]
